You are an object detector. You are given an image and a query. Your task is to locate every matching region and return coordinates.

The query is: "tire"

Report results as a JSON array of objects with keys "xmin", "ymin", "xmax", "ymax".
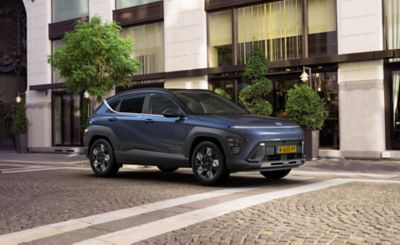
[
  {"xmin": 89, "ymin": 139, "xmax": 119, "ymax": 177},
  {"xmin": 260, "ymin": 169, "xmax": 291, "ymax": 179},
  {"xmin": 191, "ymin": 141, "xmax": 230, "ymax": 186},
  {"xmin": 157, "ymin": 166, "xmax": 179, "ymax": 172}
]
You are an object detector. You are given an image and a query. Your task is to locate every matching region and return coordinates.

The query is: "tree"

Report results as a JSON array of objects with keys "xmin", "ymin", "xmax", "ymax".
[
  {"xmin": 48, "ymin": 16, "xmax": 139, "ymax": 102},
  {"xmin": 239, "ymin": 46, "xmax": 273, "ymax": 116},
  {"xmin": 286, "ymin": 84, "xmax": 328, "ymax": 130}
]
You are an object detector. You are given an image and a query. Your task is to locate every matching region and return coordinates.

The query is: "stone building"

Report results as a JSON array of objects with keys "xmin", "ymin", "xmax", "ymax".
[{"xmin": 0, "ymin": 0, "xmax": 399, "ymax": 159}]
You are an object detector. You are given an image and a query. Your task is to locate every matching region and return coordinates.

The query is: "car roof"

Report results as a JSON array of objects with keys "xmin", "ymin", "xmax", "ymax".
[{"xmin": 106, "ymin": 88, "xmax": 213, "ymax": 101}]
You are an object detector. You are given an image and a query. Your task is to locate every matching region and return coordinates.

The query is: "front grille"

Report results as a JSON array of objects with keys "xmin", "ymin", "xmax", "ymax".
[
  {"xmin": 266, "ymin": 155, "xmax": 281, "ymax": 161},
  {"xmin": 266, "ymin": 153, "xmax": 302, "ymax": 161},
  {"xmin": 247, "ymin": 140, "xmax": 304, "ymax": 163}
]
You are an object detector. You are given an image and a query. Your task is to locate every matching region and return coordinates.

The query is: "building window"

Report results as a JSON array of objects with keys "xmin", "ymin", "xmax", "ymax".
[
  {"xmin": 121, "ymin": 22, "xmax": 164, "ymax": 74},
  {"xmin": 116, "ymin": 0, "xmax": 161, "ymax": 9},
  {"xmin": 384, "ymin": 0, "xmax": 400, "ymax": 51},
  {"xmin": 51, "ymin": 40, "xmax": 65, "ymax": 84},
  {"xmin": 307, "ymin": 0, "xmax": 337, "ymax": 57},
  {"xmin": 52, "ymin": 0, "xmax": 88, "ymax": 23},
  {"xmin": 237, "ymin": 0, "xmax": 303, "ymax": 64},
  {"xmin": 208, "ymin": 10, "xmax": 233, "ymax": 67}
]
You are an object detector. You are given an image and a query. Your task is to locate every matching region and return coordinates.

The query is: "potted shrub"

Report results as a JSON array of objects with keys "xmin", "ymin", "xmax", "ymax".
[
  {"xmin": 286, "ymin": 84, "xmax": 328, "ymax": 160},
  {"xmin": 13, "ymin": 101, "xmax": 29, "ymax": 153},
  {"xmin": 239, "ymin": 47, "xmax": 273, "ymax": 116}
]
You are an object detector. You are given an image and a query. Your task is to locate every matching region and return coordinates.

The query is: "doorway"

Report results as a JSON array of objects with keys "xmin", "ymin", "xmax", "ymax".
[
  {"xmin": 0, "ymin": 0, "xmax": 27, "ymax": 149},
  {"xmin": 52, "ymin": 92, "xmax": 89, "ymax": 146},
  {"xmin": 389, "ymin": 71, "xmax": 400, "ymax": 149}
]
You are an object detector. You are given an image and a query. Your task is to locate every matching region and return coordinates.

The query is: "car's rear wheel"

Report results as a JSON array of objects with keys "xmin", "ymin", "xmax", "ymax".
[
  {"xmin": 260, "ymin": 169, "xmax": 291, "ymax": 179},
  {"xmin": 157, "ymin": 166, "xmax": 179, "ymax": 172},
  {"xmin": 90, "ymin": 139, "xmax": 119, "ymax": 177},
  {"xmin": 191, "ymin": 141, "xmax": 229, "ymax": 185}
]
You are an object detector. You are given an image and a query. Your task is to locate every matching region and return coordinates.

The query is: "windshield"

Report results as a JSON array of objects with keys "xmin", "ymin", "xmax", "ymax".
[{"xmin": 172, "ymin": 91, "xmax": 248, "ymax": 115}]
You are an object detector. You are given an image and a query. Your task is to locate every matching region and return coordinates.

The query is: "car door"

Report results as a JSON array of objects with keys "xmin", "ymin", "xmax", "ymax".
[
  {"xmin": 141, "ymin": 92, "xmax": 188, "ymax": 165},
  {"xmin": 107, "ymin": 93, "xmax": 151, "ymax": 163}
]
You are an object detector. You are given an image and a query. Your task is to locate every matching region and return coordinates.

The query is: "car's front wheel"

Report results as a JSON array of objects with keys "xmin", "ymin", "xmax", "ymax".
[
  {"xmin": 90, "ymin": 139, "xmax": 119, "ymax": 177},
  {"xmin": 260, "ymin": 169, "xmax": 291, "ymax": 179},
  {"xmin": 191, "ymin": 141, "xmax": 229, "ymax": 185}
]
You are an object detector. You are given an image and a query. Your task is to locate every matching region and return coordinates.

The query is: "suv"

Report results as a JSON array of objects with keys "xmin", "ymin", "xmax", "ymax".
[{"xmin": 84, "ymin": 88, "xmax": 305, "ymax": 185}]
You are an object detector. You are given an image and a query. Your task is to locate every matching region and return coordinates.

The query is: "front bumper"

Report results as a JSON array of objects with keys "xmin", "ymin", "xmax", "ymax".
[
  {"xmin": 225, "ymin": 139, "xmax": 305, "ymax": 172},
  {"xmin": 227, "ymin": 156, "xmax": 305, "ymax": 172}
]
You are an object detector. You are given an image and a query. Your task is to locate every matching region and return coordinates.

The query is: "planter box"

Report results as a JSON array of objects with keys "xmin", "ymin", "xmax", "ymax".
[
  {"xmin": 15, "ymin": 134, "xmax": 28, "ymax": 154},
  {"xmin": 304, "ymin": 129, "xmax": 319, "ymax": 160}
]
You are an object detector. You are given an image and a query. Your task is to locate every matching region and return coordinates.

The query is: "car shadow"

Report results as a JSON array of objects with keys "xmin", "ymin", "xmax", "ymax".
[{"xmin": 85, "ymin": 168, "xmax": 309, "ymax": 189}]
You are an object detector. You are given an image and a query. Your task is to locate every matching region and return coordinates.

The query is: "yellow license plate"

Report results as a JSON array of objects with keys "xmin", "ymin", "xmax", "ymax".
[{"xmin": 277, "ymin": 145, "xmax": 297, "ymax": 154}]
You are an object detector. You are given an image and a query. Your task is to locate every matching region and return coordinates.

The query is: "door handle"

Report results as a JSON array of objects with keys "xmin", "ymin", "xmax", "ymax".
[
  {"xmin": 108, "ymin": 117, "xmax": 118, "ymax": 122},
  {"xmin": 144, "ymin": 119, "xmax": 154, "ymax": 124}
]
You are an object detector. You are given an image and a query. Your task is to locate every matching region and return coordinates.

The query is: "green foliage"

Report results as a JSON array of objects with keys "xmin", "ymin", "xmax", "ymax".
[
  {"xmin": 239, "ymin": 47, "xmax": 273, "ymax": 116},
  {"xmin": 48, "ymin": 16, "xmax": 139, "ymax": 101},
  {"xmin": 214, "ymin": 88, "xmax": 232, "ymax": 100},
  {"xmin": 13, "ymin": 102, "xmax": 28, "ymax": 134},
  {"xmin": 242, "ymin": 47, "xmax": 268, "ymax": 81},
  {"xmin": 246, "ymin": 98, "xmax": 272, "ymax": 115},
  {"xmin": 286, "ymin": 84, "xmax": 329, "ymax": 130}
]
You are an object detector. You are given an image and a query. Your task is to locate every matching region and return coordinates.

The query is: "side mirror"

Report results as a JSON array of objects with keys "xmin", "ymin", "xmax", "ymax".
[{"xmin": 162, "ymin": 108, "xmax": 185, "ymax": 118}]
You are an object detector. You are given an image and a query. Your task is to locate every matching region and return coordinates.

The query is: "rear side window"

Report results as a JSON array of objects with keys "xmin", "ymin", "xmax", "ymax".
[
  {"xmin": 119, "ymin": 94, "xmax": 145, "ymax": 113},
  {"xmin": 107, "ymin": 99, "xmax": 121, "ymax": 110}
]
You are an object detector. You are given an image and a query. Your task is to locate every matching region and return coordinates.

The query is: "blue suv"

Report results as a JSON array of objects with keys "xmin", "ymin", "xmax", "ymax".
[{"xmin": 84, "ymin": 88, "xmax": 305, "ymax": 185}]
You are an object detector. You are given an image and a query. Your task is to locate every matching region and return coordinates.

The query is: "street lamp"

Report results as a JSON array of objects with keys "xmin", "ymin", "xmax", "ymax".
[
  {"xmin": 83, "ymin": 91, "xmax": 91, "ymax": 118},
  {"xmin": 83, "ymin": 91, "xmax": 90, "ymax": 99},
  {"xmin": 16, "ymin": 93, "xmax": 22, "ymax": 103},
  {"xmin": 300, "ymin": 66, "xmax": 313, "ymax": 88}
]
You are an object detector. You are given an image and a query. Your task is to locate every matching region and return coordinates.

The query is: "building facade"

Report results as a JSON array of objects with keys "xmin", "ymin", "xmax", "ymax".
[{"xmin": 0, "ymin": 0, "xmax": 399, "ymax": 159}]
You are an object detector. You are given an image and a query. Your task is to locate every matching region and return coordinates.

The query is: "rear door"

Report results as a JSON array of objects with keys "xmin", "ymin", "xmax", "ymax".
[{"xmin": 107, "ymin": 93, "xmax": 149, "ymax": 163}]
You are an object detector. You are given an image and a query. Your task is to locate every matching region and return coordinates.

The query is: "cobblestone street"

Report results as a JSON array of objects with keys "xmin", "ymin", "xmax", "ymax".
[
  {"xmin": 0, "ymin": 161, "xmax": 399, "ymax": 244},
  {"xmin": 143, "ymin": 181, "xmax": 400, "ymax": 245}
]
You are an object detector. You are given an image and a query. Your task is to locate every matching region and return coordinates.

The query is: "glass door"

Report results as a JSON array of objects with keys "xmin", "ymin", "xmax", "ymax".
[
  {"xmin": 391, "ymin": 71, "xmax": 400, "ymax": 149},
  {"xmin": 52, "ymin": 92, "xmax": 88, "ymax": 146},
  {"xmin": 271, "ymin": 71, "xmax": 339, "ymax": 149}
]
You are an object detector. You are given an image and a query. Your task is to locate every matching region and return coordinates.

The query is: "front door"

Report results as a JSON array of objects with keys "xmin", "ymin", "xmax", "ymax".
[{"xmin": 141, "ymin": 93, "xmax": 188, "ymax": 165}]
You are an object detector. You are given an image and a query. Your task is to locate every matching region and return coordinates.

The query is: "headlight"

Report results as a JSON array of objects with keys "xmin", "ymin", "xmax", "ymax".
[{"xmin": 226, "ymin": 136, "xmax": 245, "ymax": 154}]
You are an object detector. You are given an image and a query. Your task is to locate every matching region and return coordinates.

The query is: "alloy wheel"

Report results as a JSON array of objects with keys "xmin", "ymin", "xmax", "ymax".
[
  {"xmin": 91, "ymin": 143, "xmax": 111, "ymax": 172},
  {"xmin": 192, "ymin": 141, "xmax": 229, "ymax": 185},
  {"xmin": 194, "ymin": 146, "xmax": 220, "ymax": 180}
]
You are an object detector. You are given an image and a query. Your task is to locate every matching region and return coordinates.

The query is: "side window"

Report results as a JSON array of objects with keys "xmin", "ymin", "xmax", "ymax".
[
  {"xmin": 150, "ymin": 94, "xmax": 180, "ymax": 115},
  {"xmin": 107, "ymin": 99, "xmax": 121, "ymax": 111},
  {"xmin": 119, "ymin": 94, "xmax": 146, "ymax": 113}
]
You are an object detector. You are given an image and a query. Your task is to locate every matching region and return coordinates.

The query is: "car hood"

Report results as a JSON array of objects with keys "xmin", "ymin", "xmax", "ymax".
[{"xmin": 197, "ymin": 114, "xmax": 299, "ymax": 128}]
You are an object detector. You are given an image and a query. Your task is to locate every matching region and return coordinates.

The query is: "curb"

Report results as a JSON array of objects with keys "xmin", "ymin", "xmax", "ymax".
[
  {"xmin": 292, "ymin": 169, "xmax": 400, "ymax": 180},
  {"xmin": 0, "ymin": 160, "xmax": 89, "ymax": 166}
]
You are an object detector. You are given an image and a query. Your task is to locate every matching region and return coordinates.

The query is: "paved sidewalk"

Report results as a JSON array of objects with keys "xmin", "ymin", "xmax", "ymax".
[
  {"xmin": 294, "ymin": 158, "xmax": 400, "ymax": 180},
  {"xmin": 0, "ymin": 151, "xmax": 88, "ymax": 165}
]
